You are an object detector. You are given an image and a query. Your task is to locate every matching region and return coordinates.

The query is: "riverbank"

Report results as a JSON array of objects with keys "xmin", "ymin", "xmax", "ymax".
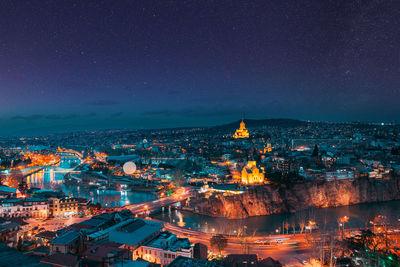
[
  {"xmin": 185, "ymin": 177, "xmax": 400, "ymax": 219},
  {"xmin": 153, "ymin": 199, "xmax": 400, "ymax": 235}
]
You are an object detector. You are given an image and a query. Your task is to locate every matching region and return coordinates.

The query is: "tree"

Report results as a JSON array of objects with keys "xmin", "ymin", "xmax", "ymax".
[
  {"xmin": 210, "ymin": 234, "xmax": 228, "ymax": 255},
  {"xmin": 312, "ymin": 145, "xmax": 319, "ymax": 158},
  {"xmin": 18, "ymin": 179, "xmax": 28, "ymax": 194},
  {"xmin": 297, "ymin": 210, "xmax": 307, "ymax": 234},
  {"xmin": 291, "ymin": 222, "xmax": 296, "ymax": 235},
  {"xmin": 17, "ymin": 237, "xmax": 23, "ymax": 251},
  {"xmin": 343, "ymin": 229, "xmax": 399, "ymax": 266},
  {"xmin": 171, "ymin": 168, "xmax": 185, "ymax": 188},
  {"xmin": 284, "ymin": 221, "xmax": 290, "ymax": 235}
]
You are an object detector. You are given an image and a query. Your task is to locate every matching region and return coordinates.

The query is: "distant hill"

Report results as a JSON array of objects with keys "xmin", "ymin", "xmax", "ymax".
[{"xmin": 212, "ymin": 118, "xmax": 306, "ymax": 130}]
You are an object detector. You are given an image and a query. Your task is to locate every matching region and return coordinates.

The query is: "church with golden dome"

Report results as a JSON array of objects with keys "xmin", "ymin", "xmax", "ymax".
[
  {"xmin": 241, "ymin": 161, "xmax": 264, "ymax": 184},
  {"xmin": 233, "ymin": 120, "xmax": 249, "ymax": 139}
]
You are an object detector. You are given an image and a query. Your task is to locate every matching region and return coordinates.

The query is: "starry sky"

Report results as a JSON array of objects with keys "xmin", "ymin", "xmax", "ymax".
[{"xmin": 0, "ymin": 0, "xmax": 399, "ymax": 135}]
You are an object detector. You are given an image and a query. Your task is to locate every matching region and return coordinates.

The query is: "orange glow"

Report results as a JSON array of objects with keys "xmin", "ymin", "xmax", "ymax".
[
  {"xmin": 339, "ymin": 216, "xmax": 349, "ymax": 223},
  {"xmin": 241, "ymin": 161, "xmax": 264, "ymax": 184},
  {"xmin": 23, "ymin": 152, "xmax": 60, "ymax": 167},
  {"xmin": 233, "ymin": 120, "xmax": 250, "ymax": 139}
]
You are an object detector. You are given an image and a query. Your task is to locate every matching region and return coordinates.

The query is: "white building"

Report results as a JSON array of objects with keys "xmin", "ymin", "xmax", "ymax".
[
  {"xmin": 325, "ymin": 169, "xmax": 355, "ymax": 182},
  {"xmin": 137, "ymin": 231, "xmax": 193, "ymax": 266},
  {"xmin": 0, "ymin": 197, "xmax": 48, "ymax": 218}
]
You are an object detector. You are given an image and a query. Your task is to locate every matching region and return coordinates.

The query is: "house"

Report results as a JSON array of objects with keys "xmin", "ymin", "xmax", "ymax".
[
  {"xmin": 107, "ymin": 219, "xmax": 164, "ymax": 258},
  {"xmin": 0, "ymin": 185, "xmax": 21, "ymax": 198},
  {"xmin": 48, "ymin": 197, "xmax": 78, "ymax": 218},
  {"xmin": 325, "ymin": 169, "xmax": 355, "ymax": 182},
  {"xmin": 0, "ymin": 221, "xmax": 21, "ymax": 247},
  {"xmin": 137, "ymin": 231, "xmax": 193, "ymax": 266},
  {"xmin": 0, "ymin": 197, "xmax": 48, "ymax": 218},
  {"xmin": 167, "ymin": 256, "xmax": 217, "ymax": 267},
  {"xmin": 83, "ymin": 242, "xmax": 129, "ymax": 266},
  {"xmin": 41, "ymin": 253, "xmax": 79, "ymax": 267},
  {"xmin": 0, "ymin": 243, "xmax": 48, "ymax": 266},
  {"xmin": 221, "ymin": 254, "xmax": 258, "ymax": 267},
  {"xmin": 35, "ymin": 230, "xmax": 57, "ymax": 246},
  {"xmin": 49, "ymin": 229, "xmax": 82, "ymax": 255},
  {"xmin": 219, "ymin": 254, "xmax": 282, "ymax": 267}
]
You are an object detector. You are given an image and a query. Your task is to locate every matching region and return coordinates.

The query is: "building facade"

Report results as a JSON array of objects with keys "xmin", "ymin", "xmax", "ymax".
[
  {"xmin": 241, "ymin": 161, "xmax": 264, "ymax": 184},
  {"xmin": 136, "ymin": 232, "xmax": 193, "ymax": 266},
  {"xmin": 48, "ymin": 197, "xmax": 78, "ymax": 218},
  {"xmin": 233, "ymin": 121, "xmax": 249, "ymax": 139},
  {"xmin": 0, "ymin": 198, "xmax": 48, "ymax": 218}
]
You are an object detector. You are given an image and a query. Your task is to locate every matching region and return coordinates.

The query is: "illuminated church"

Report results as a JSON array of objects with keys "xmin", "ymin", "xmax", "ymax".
[
  {"xmin": 233, "ymin": 120, "xmax": 249, "ymax": 139},
  {"xmin": 241, "ymin": 161, "xmax": 264, "ymax": 184}
]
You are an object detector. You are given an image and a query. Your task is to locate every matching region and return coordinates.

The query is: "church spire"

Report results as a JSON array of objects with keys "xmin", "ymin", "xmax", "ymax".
[{"xmin": 233, "ymin": 116, "xmax": 249, "ymax": 139}]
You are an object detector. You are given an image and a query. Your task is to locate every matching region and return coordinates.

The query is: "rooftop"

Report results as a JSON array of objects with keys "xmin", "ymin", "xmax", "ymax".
[
  {"xmin": 87, "ymin": 218, "xmax": 135, "ymax": 240},
  {"xmin": 0, "ymin": 243, "xmax": 48, "ymax": 267},
  {"xmin": 84, "ymin": 242, "xmax": 128, "ymax": 259},
  {"xmin": 108, "ymin": 219, "xmax": 163, "ymax": 247},
  {"xmin": 0, "ymin": 221, "xmax": 20, "ymax": 233},
  {"xmin": 0, "ymin": 185, "xmax": 18, "ymax": 193},
  {"xmin": 35, "ymin": 230, "xmax": 57, "ymax": 240},
  {"xmin": 41, "ymin": 253, "xmax": 78, "ymax": 267},
  {"xmin": 167, "ymin": 256, "xmax": 217, "ymax": 267},
  {"xmin": 50, "ymin": 229, "xmax": 81, "ymax": 245},
  {"xmin": 145, "ymin": 231, "xmax": 191, "ymax": 252}
]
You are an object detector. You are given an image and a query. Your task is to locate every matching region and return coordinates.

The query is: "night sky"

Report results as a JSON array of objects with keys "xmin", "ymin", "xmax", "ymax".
[{"xmin": 0, "ymin": 1, "xmax": 399, "ymax": 135}]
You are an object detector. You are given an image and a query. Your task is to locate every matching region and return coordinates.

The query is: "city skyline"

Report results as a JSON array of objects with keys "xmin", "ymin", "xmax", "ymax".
[
  {"xmin": 0, "ymin": 2, "xmax": 399, "ymax": 265},
  {"xmin": 1, "ymin": 1, "xmax": 399, "ymax": 135}
]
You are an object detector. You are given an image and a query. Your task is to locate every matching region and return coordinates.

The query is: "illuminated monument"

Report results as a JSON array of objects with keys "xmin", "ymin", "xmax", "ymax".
[
  {"xmin": 241, "ymin": 161, "xmax": 264, "ymax": 184},
  {"xmin": 233, "ymin": 120, "xmax": 249, "ymax": 139}
]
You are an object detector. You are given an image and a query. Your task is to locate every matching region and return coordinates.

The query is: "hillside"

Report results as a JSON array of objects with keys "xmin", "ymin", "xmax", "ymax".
[{"xmin": 212, "ymin": 118, "xmax": 306, "ymax": 131}]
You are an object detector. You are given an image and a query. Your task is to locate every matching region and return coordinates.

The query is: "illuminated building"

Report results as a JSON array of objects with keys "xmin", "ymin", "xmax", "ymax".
[
  {"xmin": 200, "ymin": 184, "xmax": 245, "ymax": 195},
  {"xmin": 108, "ymin": 218, "xmax": 163, "ymax": 257},
  {"xmin": 0, "ymin": 197, "xmax": 48, "ymax": 218},
  {"xmin": 137, "ymin": 231, "xmax": 193, "ymax": 266},
  {"xmin": 233, "ymin": 120, "xmax": 249, "ymax": 139},
  {"xmin": 325, "ymin": 169, "xmax": 355, "ymax": 181},
  {"xmin": 265, "ymin": 143, "xmax": 272, "ymax": 153},
  {"xmin": 241, "ymin": 161, "xmax": 264, "ymax": 184},
  {"xmin": 48, "ymin": 197, "xmax": 78, "ymax": 218}
]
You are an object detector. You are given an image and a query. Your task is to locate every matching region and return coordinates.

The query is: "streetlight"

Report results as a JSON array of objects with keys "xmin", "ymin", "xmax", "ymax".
[{"xmin": 339, "ymin": 216, "xmax": 349, "ymax": 239}]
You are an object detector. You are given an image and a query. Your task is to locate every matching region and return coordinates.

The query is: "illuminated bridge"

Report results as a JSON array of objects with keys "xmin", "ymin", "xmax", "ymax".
[
  {"xmin": 56, "ymin": 148, "xmax": 83, "ymax": 159},
  {"xmin": 99, "ymin": 188, "xmax": 196, "ymax": 215},
  {"xmin": 122, "ymin": 188, "xmax": 195, "ymax": 215}
]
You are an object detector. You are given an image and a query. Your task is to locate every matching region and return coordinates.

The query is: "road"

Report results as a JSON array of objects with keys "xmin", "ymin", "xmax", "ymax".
[
  {"xmin": 116, "ymin": 187, "xmax": 194, "ymax": 214},
  {"xmin": 112, "ymin": 187, "xmax": 312, "ymax": 265},
  {"xmin": 30, "ymin": 186, "xmax": 311, "ymax": 266},
  {"xmin": 164, "ymin": 221, "xmax": 312, "ymax": 266}
]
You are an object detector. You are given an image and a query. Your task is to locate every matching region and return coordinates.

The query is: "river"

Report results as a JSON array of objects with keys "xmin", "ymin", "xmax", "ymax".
[
  {"xmin": 152, "ymin": 200, "xmax": 400, "ymax": 236},
  {"xmin": 26, "ymin": 158, "xmax": 400, "ymax": 235},
  {"xmin": 26, "ymin": 157, "xmax": 156, "ymax": 207}
]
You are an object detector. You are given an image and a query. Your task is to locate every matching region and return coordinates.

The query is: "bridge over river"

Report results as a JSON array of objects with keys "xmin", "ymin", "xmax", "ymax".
[{"xmin": 101, "ymin": 187, "xmax": 195, "ymax": 216}]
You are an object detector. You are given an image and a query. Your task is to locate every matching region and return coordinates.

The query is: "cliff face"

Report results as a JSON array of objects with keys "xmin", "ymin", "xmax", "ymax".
[{"xmin": 191, "ymin": 177, "xmax": 400, "ymax": 219}]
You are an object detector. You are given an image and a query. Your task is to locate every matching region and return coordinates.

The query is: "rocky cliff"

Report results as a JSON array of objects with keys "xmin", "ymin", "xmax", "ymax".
[{"xmin": 190, "ymin": 177, "xmax": 400, "ymax": 219}]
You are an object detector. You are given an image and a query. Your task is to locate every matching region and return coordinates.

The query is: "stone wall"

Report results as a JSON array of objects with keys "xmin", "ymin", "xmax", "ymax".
[{"xmin": 190, "ymin": 177, "xmax": 400, "ymax": 219}]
